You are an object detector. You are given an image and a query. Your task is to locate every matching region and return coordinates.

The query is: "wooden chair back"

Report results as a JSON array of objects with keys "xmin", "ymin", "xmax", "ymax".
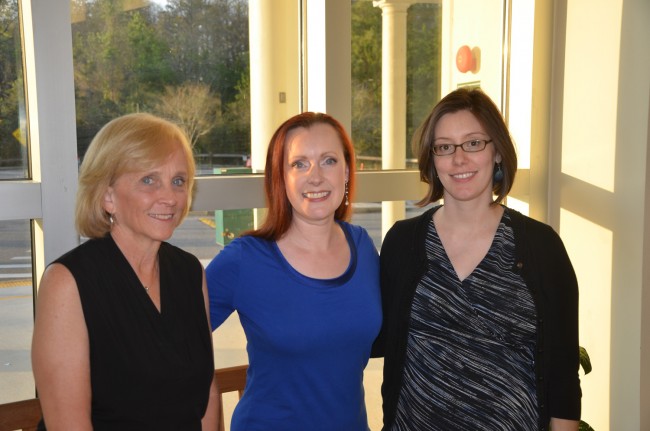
[
  {"xmin": 0, "ymin": 398, "xmax": 42, "ymax": 431},
  {"xmin": 214, "ymin": 364, "xmax": 248, "ymax": 431}
]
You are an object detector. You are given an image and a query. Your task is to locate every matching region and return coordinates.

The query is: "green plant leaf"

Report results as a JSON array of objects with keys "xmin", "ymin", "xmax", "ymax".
[
  {"xmin": 579, "ymin": 419, "xmax": 595, "ymax": 431},
  {"xmin": 580, "ymin": 346, "xmax": 592, "ymax": 375}
]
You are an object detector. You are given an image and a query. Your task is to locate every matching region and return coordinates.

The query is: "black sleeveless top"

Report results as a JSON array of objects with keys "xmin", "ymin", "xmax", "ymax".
[{"xmin": 39, "ymin": 235, "xmax": 213, "ymax": 430}]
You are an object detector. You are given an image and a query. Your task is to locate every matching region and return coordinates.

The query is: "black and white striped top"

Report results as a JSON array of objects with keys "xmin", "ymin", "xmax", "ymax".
[{"xmin": 393, "ymin": 210, "xmax": 538, "ymax": 430}]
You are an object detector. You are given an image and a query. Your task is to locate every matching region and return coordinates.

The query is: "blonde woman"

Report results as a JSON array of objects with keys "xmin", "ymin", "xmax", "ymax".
[{"xmin": 32, "ymin": 113, "xmax": 218, "ymax": 430}]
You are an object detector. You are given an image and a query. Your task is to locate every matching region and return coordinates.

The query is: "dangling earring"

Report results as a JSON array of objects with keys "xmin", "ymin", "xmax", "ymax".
[
  {"xmin": 344, "ymin": 181, "xmax": 349, "ymax": 206},
  {"xmin": 109, "ymin": 213, "xmax": 114, "ymax": 225},
  {"xmin": 493, "ymin": 162, "xmax": 504, "ymax": 183}
]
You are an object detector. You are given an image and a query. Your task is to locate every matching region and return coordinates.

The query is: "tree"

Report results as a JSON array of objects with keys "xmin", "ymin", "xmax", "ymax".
[
  {"xmin": 351, "ymin": 0, "xmax": 382, "ymax": 160},
  {"xmin": 407, "ymin": 3, "xmax": 441, "ymax": 159},
  {"xmin": 0, "ymin": 0, "xmax": 26, "ymax": 167},
  {"xmin": 350, "ymin": 1, "xmax": 442, "ymax": 163},
  {"xmin": 126, "ymin": 11, "xmax": 174, "ymax": 98},
  {"xmin": 214, "ymin": 71, "xmax": 250, "ymax": 156},
  {"xmin": 154, "ymin": 81, "xmax": 220, "ymax": 150},
  {"xmin": 155, "ymin": 0, "xmax": 250, "ymax": 158},
  {"xmin": 72, "ymin": 0, "xmax": 139, "ymax": 155},
  {"xmin": 156, "ymin": 0, "xmax": 248, "ymax": 105},
  {"xmin": 72, "ymin": 0, "xmax": 181, "ymax": 155}
]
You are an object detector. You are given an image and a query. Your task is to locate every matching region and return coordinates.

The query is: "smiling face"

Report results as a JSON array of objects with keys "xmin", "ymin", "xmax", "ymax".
[
  {"xmin": 103, "ymin": 145, "xmax": 190, "ymax": 247},
  {"xmin": 283, "ymin": 123, "xmax": 349, "ymax": 226},
  {"xmin": 433, "ymin": 109, "xmax": 501, "ymax": 205}
]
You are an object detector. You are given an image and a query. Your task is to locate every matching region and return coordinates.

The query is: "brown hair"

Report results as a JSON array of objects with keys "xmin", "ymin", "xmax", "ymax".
[
  {"xmin": 413, "ymin": 87, "xmax": 517, "ymax": 205},
  {"xmin": 247, "ymin": 112, "xmax": 356, "ymax": 241},
  {"xmin": 75, "ymin": 113, "xmax": 195, "ymax": 238}
]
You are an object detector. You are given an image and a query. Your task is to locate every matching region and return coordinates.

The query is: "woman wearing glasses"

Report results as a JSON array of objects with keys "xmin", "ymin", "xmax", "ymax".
[{"xmin": 373, "ymin": 88, "xmax": 581, "ymax": 431}]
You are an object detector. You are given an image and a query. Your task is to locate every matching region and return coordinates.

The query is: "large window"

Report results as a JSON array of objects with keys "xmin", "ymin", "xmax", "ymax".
[
  {"xmin": 0, "ymin": 0, "xmax": 28, "ymax": 179},
  {"xmin": 0, "ymin": 219, "xmax": 34, "ymax": 404},
  {"xmin": 351, "ymin": 1, "xmax": 441, "ymax": 170},
  {"xmin": 0, "ymin": 0, "xmax": 35, "ymax": 404},
  {"xmin": 71, "ymin": 0, "xmax": 250, "ymax": 174},
  {"xmin": 0, "ymin": 3, "xmax": 454, "ymax": 424},
  {"xmin": 0, "ymin": 1, "xmax": 441, "ymax": 411}
]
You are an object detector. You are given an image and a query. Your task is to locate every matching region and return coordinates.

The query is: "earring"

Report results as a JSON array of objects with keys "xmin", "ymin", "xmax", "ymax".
[
  {"xmin": 493, "ymin": 162, "xmax": 504, "ymax": 183},
  {"xmin": 344, "ymin": 181, "xmax": 349, "ymax": 206},
  {"xmin": 109, "ymin": 213, "xmax": 114, "ymax": 224}
]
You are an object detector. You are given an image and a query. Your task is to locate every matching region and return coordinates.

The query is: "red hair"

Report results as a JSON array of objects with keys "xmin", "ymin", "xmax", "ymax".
[{"xmin": 247, "ymin": 112, "xmax": 356, "ymax": 241}]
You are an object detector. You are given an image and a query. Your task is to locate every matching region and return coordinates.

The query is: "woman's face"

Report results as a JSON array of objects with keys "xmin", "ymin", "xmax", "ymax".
[
  {"xmin": 433, "ymin": 109, "xmax": 500, "ymax": 205},
  {"xmin": 283, "ymin": 123, "xmax": 349, "ymax": 226},
  {"xmin": 103, "ymin": 145, "xmax": 190, "ymax": 247}
]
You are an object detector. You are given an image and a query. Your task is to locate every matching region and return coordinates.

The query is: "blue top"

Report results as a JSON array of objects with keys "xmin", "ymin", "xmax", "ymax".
[{"xmin": 206, "ymin": 222, "xmax": 381, "ymax": 431}]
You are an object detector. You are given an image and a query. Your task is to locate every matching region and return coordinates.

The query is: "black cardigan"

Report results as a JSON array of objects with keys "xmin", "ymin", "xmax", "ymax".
[{"xmin": 372, "ymin": 205, "xmax": 581, "ymax": 430}]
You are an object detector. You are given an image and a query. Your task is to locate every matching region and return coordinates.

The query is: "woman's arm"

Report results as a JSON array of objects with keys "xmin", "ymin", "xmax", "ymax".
[
  {"xmin": 31, "ymin": 264, "xmax": 93, "ymax": 430},
  {"xmin": 200, "ymin": 270, "xmax": 220, "ymax": 430},
  {"xmin": 543, "ymin": 226, "xmax": 582, "ymax": 421},
  {"xmin": 550, "ymin": 417, "xmax": 579, "ymax": 431}
]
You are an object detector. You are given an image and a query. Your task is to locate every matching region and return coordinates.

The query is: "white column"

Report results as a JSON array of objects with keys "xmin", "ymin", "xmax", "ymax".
[
  {"xmin": 305, "ymin": 0, "xmax": 352, "ymax": 130},
  {"xmin": 248, "ymin": 0, "xmax": 300, "ymax": 173},
  {"xmin": 249, "ymin": 1, "xmax": 301, "ymax": 226},
  {"xmin": 374, "ymin": 0, "xmax": 413, "ymax": 238}
]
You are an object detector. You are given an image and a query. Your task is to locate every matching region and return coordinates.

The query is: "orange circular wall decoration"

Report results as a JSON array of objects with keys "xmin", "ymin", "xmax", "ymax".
[{"xmin": 456, "ymin": 45, "xmax": 474, "ymax": 73}]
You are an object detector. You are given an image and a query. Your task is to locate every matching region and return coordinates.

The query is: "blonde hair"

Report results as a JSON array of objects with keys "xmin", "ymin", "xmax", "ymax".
[{"xmin": 75, "ymin": 113, "xmax": 195, "ymax": 238}]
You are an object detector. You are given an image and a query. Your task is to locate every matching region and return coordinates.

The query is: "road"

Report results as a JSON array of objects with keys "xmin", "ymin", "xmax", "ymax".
[{"xmin": 0, "ymin": 203, "xmax": 431, "ymax": 283}]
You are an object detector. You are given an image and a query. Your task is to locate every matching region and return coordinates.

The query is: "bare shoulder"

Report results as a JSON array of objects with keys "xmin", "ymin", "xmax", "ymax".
[
  {"xmin": 37, "ymin": 263, "xmax": 78, "ymax": 303},
  {"xmin": 41, "ymin": 262, "xmax": 75, "ymax": 287},
  {"xmin": 33, "ymin": 262, "xmax": 93, "ymax": 428},
  {"xmin": 33, "ymin": 262, "xmax": 85, "ymax": 337},
  {"xmin": 33, "ymin": 261, "xmax": 88, "ymax": 376}
]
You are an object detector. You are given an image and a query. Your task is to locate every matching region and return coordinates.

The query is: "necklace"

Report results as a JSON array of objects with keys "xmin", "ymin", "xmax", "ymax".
[{"xmin": 141, "ymin": 261, "xmax": 158, "ymax": 294}]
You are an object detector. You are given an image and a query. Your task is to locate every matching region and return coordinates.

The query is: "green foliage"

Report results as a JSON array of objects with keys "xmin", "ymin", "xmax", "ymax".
[
  {"xmin": 351, "ymin": 1, "xmax": 442, "ymax": 163},
  {"xmin": 351, "ymin": 0, "xmax": 382, "ymax": 160},
  {"xmin": 212, "ymin": 72, "xmax": 251, "ymax": 156},
  {"xmin": 126, "ymin": 12, "xmax": 174, "ymax": 93},
  {"xmin": 578, "ymin": 346, "xmax": 594, "ymax": 430},
  {"xmin": 3, "ymin": 0, "xmax": 441, "ymax": 169},
  {"xmin": 64, "ymin": 0, "xmax": 251, "ymax": 160},
  {"xmin": 0, "ymin": 0, "xmax": 26, "ymax": 166},
  {"xmin": 579, "ymin": 346, "xmax": 592, "ymax": 375},
  {"xmin": 579, "ymin": 420, "xmax": 595, "ymax": 431},
  {"xmin": 406, "ymin": 3, "xmax": 441, "ymax": 159}
]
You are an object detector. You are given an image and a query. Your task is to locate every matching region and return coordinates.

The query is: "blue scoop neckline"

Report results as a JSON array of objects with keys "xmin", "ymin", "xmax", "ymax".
[{"xmin": 270, "ymin": 221, "xmax": 357, "ymax": 288}]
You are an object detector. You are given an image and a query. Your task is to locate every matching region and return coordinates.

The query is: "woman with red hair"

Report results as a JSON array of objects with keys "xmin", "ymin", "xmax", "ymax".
[{"xmin": 206, "ymin": 112, "xmax": 381, "ymax": 431}]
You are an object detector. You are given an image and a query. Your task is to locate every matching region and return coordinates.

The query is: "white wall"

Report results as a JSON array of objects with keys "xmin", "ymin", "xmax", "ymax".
[{"xmin": 550, "ymin": 0, "xmax": 650, "ymax": 429}]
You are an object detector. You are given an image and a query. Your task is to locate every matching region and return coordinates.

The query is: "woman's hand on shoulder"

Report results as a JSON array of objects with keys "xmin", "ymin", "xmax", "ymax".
[{"xmin": 32, "ymin": 263, "xmax": 93, "ymax": 430}]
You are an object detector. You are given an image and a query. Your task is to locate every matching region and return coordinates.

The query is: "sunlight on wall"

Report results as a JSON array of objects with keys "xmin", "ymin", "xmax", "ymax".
[
  {"xmin": 306, "ymin": 2, "xmax": 327, "ymax": 112},
  {"xmin": 508, "ymin": 0, "xmax": 534, "ymax": 170},
  {"xmin": 441, "ymin": 0, "xmax": 505, "ymax": 102},
  {"xmin": 560, "ymin": 208, "xmax": 611, "ymax": 431},
  {"xmin": 505, "ymin": 196, "xmax": 529, "ymax": 216},
  {"xmin": 561, "ymin": 0, "xmax": 622, "ymax": 192}
]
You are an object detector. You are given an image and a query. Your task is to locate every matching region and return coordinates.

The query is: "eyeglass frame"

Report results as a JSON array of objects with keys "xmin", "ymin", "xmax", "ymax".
[{"xmin": 431, "ymin": 139, "xmax": 493, "ymax": 156}]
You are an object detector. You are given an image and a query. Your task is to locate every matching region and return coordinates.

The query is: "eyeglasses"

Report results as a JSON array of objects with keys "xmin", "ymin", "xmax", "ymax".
[{"xmin": 432, "ymin": 139, "xmax": 493, "ymax": 156}]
